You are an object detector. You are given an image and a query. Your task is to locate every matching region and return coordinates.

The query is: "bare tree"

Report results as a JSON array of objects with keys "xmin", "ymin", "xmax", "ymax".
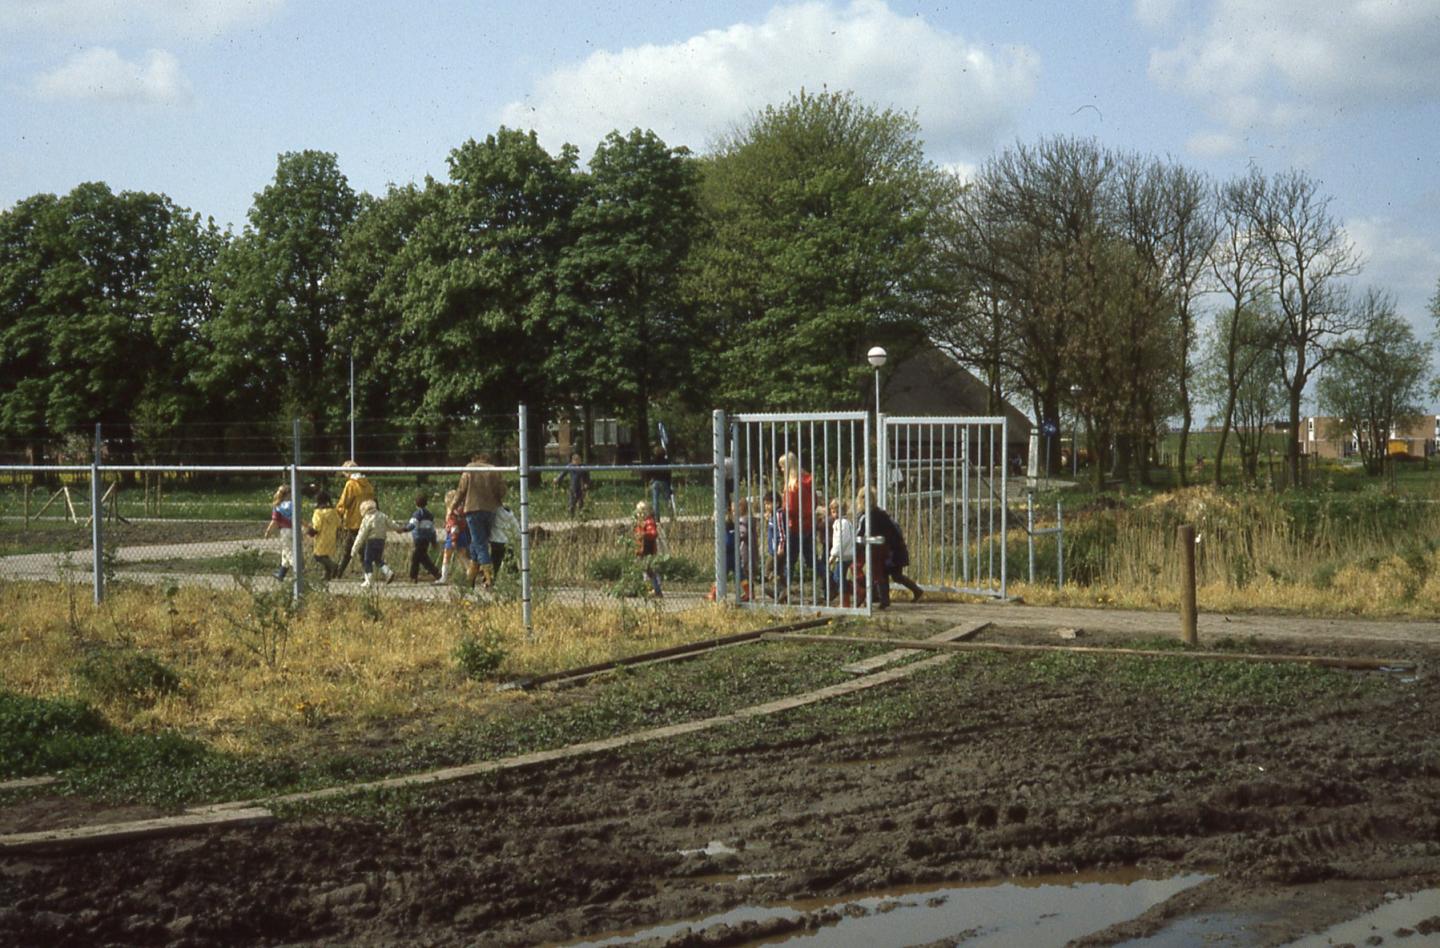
[
  {"xmin": 1208, "ymin": 174, "xmax": 1269, "ymax": 486},
  {"xmin": 1235, "ymin": 166, "xmax": 1363, "ymax": 487}
]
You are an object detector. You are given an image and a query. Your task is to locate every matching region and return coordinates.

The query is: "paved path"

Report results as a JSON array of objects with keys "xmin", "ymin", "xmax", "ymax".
[{"xmin": 7, "ymin": 535, "xmax": 1440, "ymax": 642}]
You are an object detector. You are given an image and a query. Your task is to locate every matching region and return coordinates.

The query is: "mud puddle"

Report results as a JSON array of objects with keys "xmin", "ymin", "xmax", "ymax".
[
  {"xmin": 1282, "ymin": 888, "xmax": 1440, "ymax": 946},
  {"xmin": 569, "ymin": 870, "xmax": 1210, "ymax": 946}
]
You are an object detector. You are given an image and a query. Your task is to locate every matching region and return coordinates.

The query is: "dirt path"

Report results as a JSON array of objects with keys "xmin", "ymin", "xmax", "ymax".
[{"xmin": 3, "ymin": 606, "xmax": 1440, "ymax": 945}]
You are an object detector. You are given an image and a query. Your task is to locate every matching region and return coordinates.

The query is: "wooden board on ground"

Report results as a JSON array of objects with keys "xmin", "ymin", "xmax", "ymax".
[
  {"xmin": 189, "ymin": 649, "xmax": 962, "ymax": 815},
  {"xmin": 840, "ymin": 620, "xmax": 991, "ymax": 675},
  {"xmin": 0, "ymin": 807, "xmax": 274, "ymax": 853}
]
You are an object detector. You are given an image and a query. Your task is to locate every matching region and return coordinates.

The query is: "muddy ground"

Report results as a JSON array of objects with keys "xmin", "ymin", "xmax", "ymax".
[{"xmin": 3, "ymin": 605, "xmax": 1440, "ymax": 946}]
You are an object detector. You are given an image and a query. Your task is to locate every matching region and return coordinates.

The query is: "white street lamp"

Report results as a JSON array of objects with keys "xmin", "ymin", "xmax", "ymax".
[{"xmin": 867, "ymin": 346, "xmax": 887, "ymax": 418}]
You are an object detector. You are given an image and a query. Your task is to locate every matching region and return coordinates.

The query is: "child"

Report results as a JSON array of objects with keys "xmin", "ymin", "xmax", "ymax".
[
  {"xmin": 350, "ymin": 499, "xmax": 399, "ymax": 587},
  {"xmin": 634, "ymin": 500, "xmax": 661, "ymax": 598},
  {"xmin": 734, "ymin": 497, "xmax": 758, "ymax": 601},
  {"xmin": 404, "ymin": 492, "xmax": 442, "ymax": 583},
  {"xmin": 854, "ymin": 488, "xmax": 923, "ymax": 608},
  {"xmin": 555, "ymin": 453, "xmax": 590, "ymax": 516},
  {"xmin": 434, "ymin": 490, "xmax": 469, "ymax": 586},
  {"xmin": 762, "ymin": 492, "xmax": 784, "ymax": 599},
  {"xmin": 826, "ymin": 498, "xmax": 855, "ymax": 604},
  {"xmin": 490, "ymin": 503, "xmax": 520, "ymax": 576},
  {"xmin": 306, "ymin": 491, "xmax": 342, "ymax": 580},
  {"xmin": 262, "ymin": 485, "xmax": 294, "ymax": 581}
]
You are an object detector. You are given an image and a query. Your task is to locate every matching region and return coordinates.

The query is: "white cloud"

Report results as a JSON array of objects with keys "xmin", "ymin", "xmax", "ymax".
[
  {"xmin": 498, "ymin": 0, "xmax": 1039, "ymax": 163},
  {"xmin": 1185, "ymin": 130, "xmax": 1240, "ymax": 156},
  {"xmin": 1133, "ymin": 0, "xmax": 1187, "ymax": 30},
  {"xmin": 1347, "ymin": 215, "xmax": 1440, "ymax": 320},
  {"xmin": 1150, "ymin": 0, "xmax": 1440, "ymax": 132},
  {"xmin": 0, "ymin": 0, "xmax": 284, "ymax": 42},
  {"xmin": 34, "ymin": 48, "xmax": 194, "ymax": 105}
]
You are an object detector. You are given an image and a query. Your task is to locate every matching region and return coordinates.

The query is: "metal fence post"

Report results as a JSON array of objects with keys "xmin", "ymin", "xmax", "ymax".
[
  {"xmin": 518, "ymin": 403, "xmax": 533, "ymax": 639},
  {"xmin": 1000, "ymin": 416, "xmax": 1008, "ymax": 600},
  {"xmin": 91, "ymin": 422, "xmax": 103, "ymax": 604},
  {"xmin": 1027, "ymin": 489, "xmax": 1035, "ymax": 584},
  {"xmin": 712, "ymin": 409, "xmax": 726, "ymax": 604},
  {"xmin": 291, "ymin": 419, "xmax": 304, "ymax": 605},
  {"xmin": 1056, "ymin": 500, "xmax": 1065, "ymax": 588}
]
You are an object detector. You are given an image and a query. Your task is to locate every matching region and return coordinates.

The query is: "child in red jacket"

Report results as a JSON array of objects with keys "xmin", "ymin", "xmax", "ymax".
[{"xmin": 634, "ymin": 501, "xmax": 662, "ymax": 598}]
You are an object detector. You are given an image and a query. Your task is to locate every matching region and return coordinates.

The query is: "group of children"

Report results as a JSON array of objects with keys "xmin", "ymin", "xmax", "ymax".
[
  {"xmin": 266, "ymin": 469, "xmax": 520, "ymax": 590},
  {"xmin": 725, "ymin": 486, "xmax": 920, "ymax": 608}
]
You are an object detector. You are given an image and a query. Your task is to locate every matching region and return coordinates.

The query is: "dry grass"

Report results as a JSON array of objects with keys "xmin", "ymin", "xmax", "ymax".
[
  {"xmin": 1017, "ymin": 486, "xmax": 1440, "ymax": 618},
  {"xmin": 0, "ymin": 579, "xmax": 771, "ymax": 755}
]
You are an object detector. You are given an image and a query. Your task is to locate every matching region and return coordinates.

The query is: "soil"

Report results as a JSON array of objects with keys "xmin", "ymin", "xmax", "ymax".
[{"xmin": 3, "ymin": 603, "xmax": 1440, "ymax": 947}]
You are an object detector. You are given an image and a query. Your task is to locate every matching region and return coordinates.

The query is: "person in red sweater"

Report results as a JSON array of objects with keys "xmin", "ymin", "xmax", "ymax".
[
  {"xmin": 634, "ymin": 500, "xmax": 662, "ymax": 598},
  {"xmin": 778, "ymin": 452, "xmax": 819, "ymax": 593}
]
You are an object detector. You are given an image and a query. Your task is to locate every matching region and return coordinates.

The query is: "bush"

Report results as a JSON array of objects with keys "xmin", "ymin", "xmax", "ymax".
[
  {"xmin": 0, "ymin": 690, "xmax": 110, "ymax": 778},
  {"xmin": 455, "ymin": 624, "xmax": 508, "ymax": 681}
]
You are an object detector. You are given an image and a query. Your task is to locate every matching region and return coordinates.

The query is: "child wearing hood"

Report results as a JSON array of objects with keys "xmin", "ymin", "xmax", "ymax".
[{"xmin": 351, "ymin": 499, "xmax": 401, "ymax": 587}]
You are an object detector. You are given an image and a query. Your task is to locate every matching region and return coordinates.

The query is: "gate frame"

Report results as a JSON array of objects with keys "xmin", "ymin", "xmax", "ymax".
[
  {"xmin": 726, "ymin": 410, "xmax": 874, "ymax": 617},
  {"xmin": 879, "ymin": 413, "xmax": 1008, "ymax": 601}
]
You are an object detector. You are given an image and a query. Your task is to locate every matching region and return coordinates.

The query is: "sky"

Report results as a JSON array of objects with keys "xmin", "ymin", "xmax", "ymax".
[{"xmin": 3, "ymin": 0, "xmax": 1439, "ymax": 383}]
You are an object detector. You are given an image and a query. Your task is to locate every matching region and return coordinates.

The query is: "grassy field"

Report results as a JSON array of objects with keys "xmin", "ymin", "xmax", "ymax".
[{"xmin": 0, "ymin": 579, "xmax": 809, "ymax": 801}]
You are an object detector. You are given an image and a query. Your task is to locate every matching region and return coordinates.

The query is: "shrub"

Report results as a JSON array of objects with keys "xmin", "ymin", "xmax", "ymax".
[
  {"xmin": 455, "ymin": 623, "xmax": 508, "ymax": 681},
  {"xmin": 0, "ymin": 690, "xmax": 109, "ymax": 777}
]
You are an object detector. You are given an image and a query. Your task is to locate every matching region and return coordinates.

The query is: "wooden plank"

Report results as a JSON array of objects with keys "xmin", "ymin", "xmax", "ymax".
[
  {"xmin": 189, "ymin": 650, "xmax": 960, "ymax": 815},
  {"xmin": 0, "ymin": 807, "xmax": 274, "ymax": 853},
  {"xmin": 500, "ymin": 617, "xmax": 834, "ymax": 691},
  {"xmin": 840, "ymin": 620, "xmax": 990, "ymax": 675},
  {"xmin": 767, "ymin": 633, "xmax": 1418, "ymax": 671}
]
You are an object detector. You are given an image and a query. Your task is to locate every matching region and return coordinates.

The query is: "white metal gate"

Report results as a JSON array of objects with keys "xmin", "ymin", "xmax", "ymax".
[
  {"xmin": 729, "ymin": 412, "xmax": 874, "ymax": 614},
  {"xmin": 880, "ymin": 415, "xmax": 1008, "ymax": 599}
]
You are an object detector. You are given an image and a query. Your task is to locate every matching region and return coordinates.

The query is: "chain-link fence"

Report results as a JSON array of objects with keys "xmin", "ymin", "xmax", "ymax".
[{"xmin": 0, "ymin": 408, "xmax": 731, "ymax": 631}]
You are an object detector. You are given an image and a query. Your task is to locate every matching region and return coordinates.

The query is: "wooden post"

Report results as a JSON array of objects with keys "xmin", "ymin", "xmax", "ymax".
[
  {"xmin": 1178, "ymin": 523, "xmax": 1197, "ymax": 645},
  {"xmin": 23, "ymin": 483, "xmax": 30, "ymax": 530}
]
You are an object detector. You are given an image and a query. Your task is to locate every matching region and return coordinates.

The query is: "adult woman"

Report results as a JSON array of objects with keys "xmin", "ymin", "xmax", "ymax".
[{"xmin": 777, "ymin": 452, "xmax": 819, "ymax": 594}]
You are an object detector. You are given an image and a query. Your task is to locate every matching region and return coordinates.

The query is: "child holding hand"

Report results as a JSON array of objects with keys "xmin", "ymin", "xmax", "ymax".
[{"xmin": 351, "ymin": 499, "xmax": 401, "ymax": 587}]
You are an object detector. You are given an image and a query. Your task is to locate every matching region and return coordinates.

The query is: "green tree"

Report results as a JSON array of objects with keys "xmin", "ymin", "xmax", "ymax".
[
  {"xmin": 0, "ymin": 184, "xmax": 207, "ymax": 459},
  {"xmin": 559, "ymin": 129, "xmax": 700, "ymax": 459},
  {"xmin": 690, "ymin": 89, "xmax": 953, "ymax": 409},
  {"xmin": 1317, "ymin": 290, "xmax": 1431, "ymax": 476},
  {"xmin": 203, "ymin": 151, "xmax": 359, "ymax": 429},
  {"xmin": 331, "ymin": 181, "xmax": 444, "ymax": 459},
  {"xmin": 398, "ymin": 128, "xmax": 580, "ymax": 450}
]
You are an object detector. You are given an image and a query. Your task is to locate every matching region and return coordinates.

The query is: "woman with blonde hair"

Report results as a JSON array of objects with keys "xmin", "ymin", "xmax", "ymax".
[{"xmin": 777, "ymin": 452, "xmax": 818, "ymax": 592}]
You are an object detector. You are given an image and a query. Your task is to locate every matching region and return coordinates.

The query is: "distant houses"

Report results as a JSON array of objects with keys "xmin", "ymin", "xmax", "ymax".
[{"xmin": 1302, "ymin": 415, "xmax": 1439, "ymax": 460}]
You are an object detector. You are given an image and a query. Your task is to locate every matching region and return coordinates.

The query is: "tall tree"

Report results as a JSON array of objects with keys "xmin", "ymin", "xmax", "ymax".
[
  {"xmin": 560, "ymin": 129, "xmax": 700, "ymax": 460},
  {"xmin": 0, "ymin": 184, "xmax": 203, "ymax": 459},
  {"xmin": 331, "ymin": 181, "xmax": 444, "ymax": 458},
  {"xmin": 204, "ymin": 151, "xmax": 359, "ymax": 429},
  {"xmin": 1207, "ymin": 174, "xmax": 1268, "ymax": 486},
  {"xmin": 398, "ymin": 128, "xmax": 580, "ymax": 450},
  {"xmin": 1235, "ymin": 166, "xmax": 1362, "ymax": 487},
  {"xmin": 1317, "ymin": 290, "xmax": 1431, "ymax": 476},
  {"xmin": 945, "ymin": 137, "xmax": 1115, "ymax": 474},
  {"xmin": 690, "ymin": 89, "xmax": 953, "ymax": 410}
]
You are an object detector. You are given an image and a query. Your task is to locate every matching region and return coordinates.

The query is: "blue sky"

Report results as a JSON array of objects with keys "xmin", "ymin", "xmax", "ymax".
[{"xmin": 3, "ymin": 0, "xmax": 1439, "ymax": 381}]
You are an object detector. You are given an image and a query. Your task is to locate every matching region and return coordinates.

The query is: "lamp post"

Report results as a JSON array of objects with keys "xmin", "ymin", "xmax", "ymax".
[
  {"xmin": 867, "ymin": 346, "xmax": 887, "ymax": 417},
  {"xmin": 868, "ymin": 346, "xmax": 888, "ymax": 506},
  {"xmin": 349, "ymin": 351, "xmax": 356, "ymax": 462},
  {"xmin": 1069, "ymin": 384, "xmax": 1082, "ymax": 477}
]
